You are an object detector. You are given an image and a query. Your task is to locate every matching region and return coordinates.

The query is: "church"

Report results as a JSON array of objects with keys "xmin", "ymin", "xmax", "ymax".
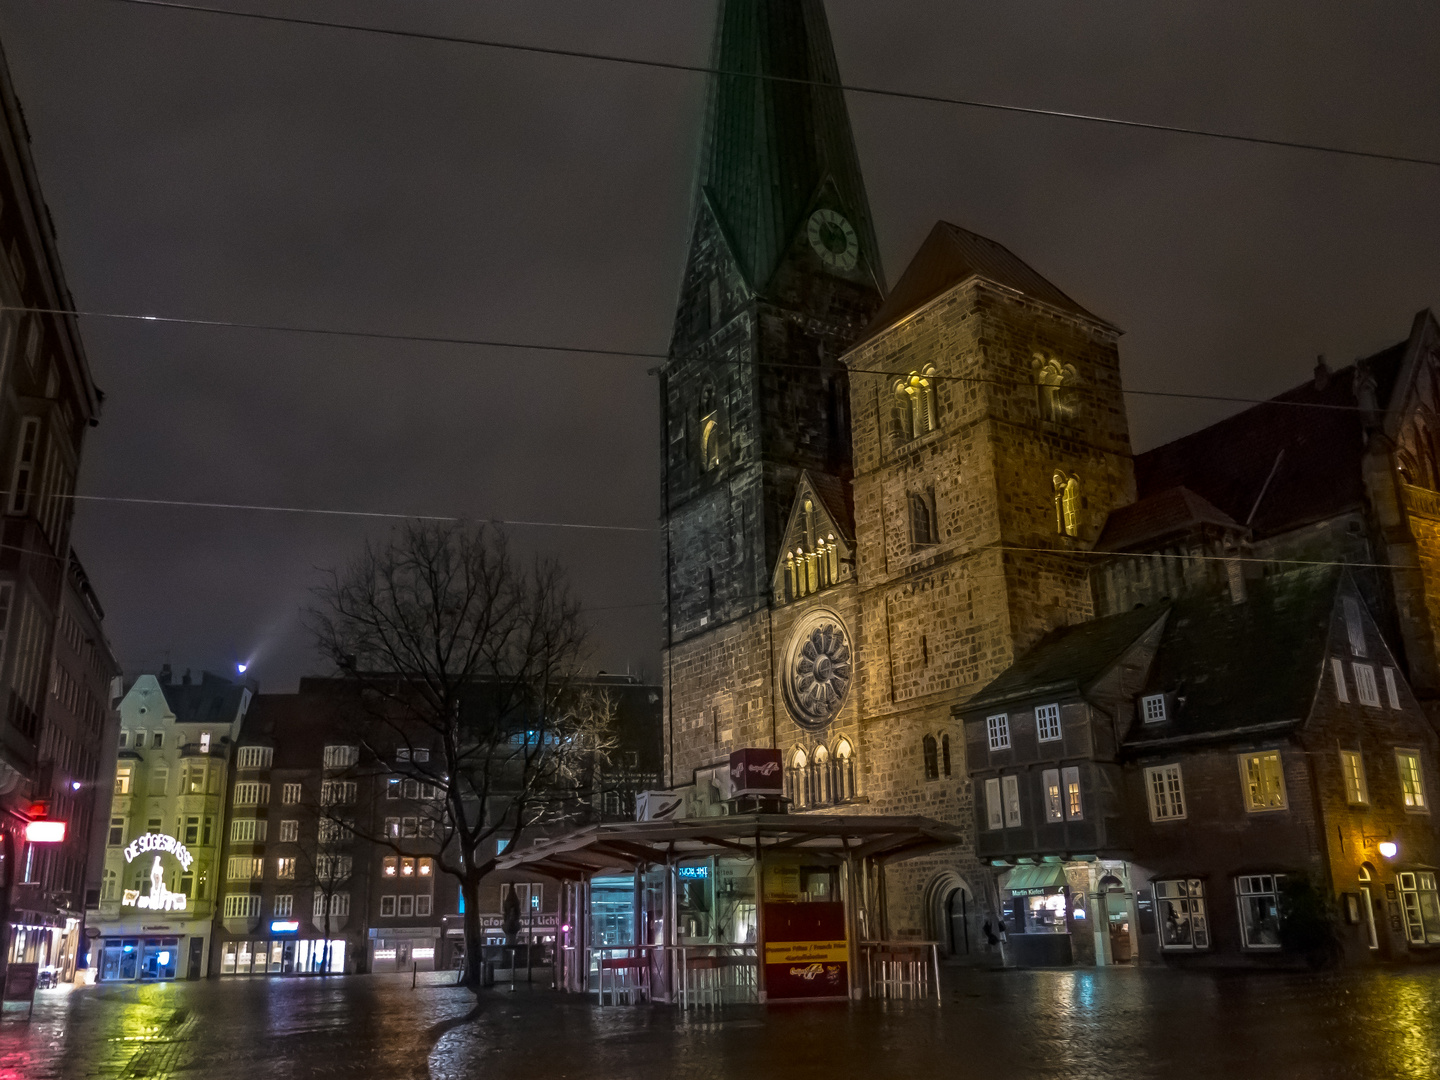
[{"xmin": 658, "ymin": 0, "xmax": 1440, "ymax": 954}]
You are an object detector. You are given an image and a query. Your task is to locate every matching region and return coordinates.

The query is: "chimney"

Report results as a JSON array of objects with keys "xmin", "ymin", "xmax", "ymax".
[
  {"xmin": 158, "ymin": 663, "xmax": 172, "ymax": 685},
  {"xmin": 1313, "ymin": 355, "xmax": 1330, "ymax": 392}
]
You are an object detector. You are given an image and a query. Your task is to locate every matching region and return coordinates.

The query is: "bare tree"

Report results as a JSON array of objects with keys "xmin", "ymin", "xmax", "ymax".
[{"xmin": 309, "ymin": 522, "xmax": 616, "ymax": 992}]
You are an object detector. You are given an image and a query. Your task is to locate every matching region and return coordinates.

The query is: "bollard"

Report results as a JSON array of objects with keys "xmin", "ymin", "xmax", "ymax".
[{"xmin": 412, "ymin": 961, "xmax": 417, "ymax": 989}]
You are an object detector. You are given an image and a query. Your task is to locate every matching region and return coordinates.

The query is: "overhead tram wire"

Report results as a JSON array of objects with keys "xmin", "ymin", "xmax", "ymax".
[
  {"xmin": 103, "ymin": 0, "xmax": 1440, "ymax": 170},
  {"xmin": 12, "ymin": 305, "xmax": 1384, "ymax": 414}
]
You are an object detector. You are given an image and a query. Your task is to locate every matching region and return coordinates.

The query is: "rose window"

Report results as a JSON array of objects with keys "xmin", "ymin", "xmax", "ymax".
[{"xmin": 783, "ymin": 612, "xmax": 853, "ymax": 729}]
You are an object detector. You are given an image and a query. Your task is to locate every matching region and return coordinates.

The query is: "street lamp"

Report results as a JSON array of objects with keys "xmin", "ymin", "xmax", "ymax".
[{"xmin": 1379, "ymin": 841, "xmax": 1399, "ymax": 859}]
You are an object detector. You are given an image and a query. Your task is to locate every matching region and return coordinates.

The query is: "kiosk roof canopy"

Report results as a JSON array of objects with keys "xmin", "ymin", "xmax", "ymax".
[{"xmin": 495, "ymin": 814, "xmax": 961, "ymax": 880}]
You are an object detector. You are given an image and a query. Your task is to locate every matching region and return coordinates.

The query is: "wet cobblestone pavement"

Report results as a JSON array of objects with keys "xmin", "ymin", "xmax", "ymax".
[{"xmin": 3, "ymin": 966, "xmax": 1440, "ymax": 1079}]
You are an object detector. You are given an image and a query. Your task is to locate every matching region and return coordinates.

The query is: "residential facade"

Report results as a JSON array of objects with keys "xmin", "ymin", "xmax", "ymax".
[{"xmin": 86, "ymin": 669, "xmax": 253, "ymax": 981}]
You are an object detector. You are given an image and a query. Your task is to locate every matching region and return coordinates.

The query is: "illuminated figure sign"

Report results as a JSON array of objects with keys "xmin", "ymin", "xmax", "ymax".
[
  {"xmin": 123, "ymin": 832, "xmax": 194, "ymax": 871},
  {"xmin": 122, "ymin": 856, "xmax": 188, "ymax": 912}
]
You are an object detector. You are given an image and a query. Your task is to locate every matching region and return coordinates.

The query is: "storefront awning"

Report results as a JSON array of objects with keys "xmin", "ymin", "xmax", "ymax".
[
  {"xmin": 1006, "ymin": 863, "xmax": 1068, "ymax": 895},
  {"xmin": 496, "ymin": 812, "xmax": 961, "ymax": 880}
]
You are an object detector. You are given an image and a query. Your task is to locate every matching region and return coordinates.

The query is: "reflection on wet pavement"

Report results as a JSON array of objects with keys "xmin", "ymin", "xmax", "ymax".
[{"xmin": 2, "ymin": 967, "xmax": 1439, "ymax": 1079}]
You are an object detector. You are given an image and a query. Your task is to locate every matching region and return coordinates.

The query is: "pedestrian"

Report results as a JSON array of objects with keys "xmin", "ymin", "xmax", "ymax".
[{"xmin": 983, "ymin": 920, "xmax": 999, "ymax": 948}]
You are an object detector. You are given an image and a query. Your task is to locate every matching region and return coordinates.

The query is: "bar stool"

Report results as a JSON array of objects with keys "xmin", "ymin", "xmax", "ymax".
[{"xmin": 597, "ymin": 952, "xmax": 649, "ymax": 1005}]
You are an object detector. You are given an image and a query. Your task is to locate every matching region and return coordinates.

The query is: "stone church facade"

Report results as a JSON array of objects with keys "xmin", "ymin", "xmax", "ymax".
[{"xmin": 660, "ymin": 0, "xmax": 1440, "ymax": 949}]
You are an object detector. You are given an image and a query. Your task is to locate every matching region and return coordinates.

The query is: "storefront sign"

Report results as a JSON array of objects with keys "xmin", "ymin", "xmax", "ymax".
[
  {"xmin": 763, "ymin": 900, "xmax": 848, "ymax": 1000},
  {"xmin": 123, "ymin": 833, "xmax": 194, "ymax": 872},
  {"xmin": 677, "ymin": 866, "xmax": 708, "ymax": 880},
  {"xmin": 121, "ymin": 857, "xmax": 187, "ymax": 912},
  {"xmin": 730, "ymin": 748, "xmax": 783, "ymax": 796},
  {"xmin": 271, "ymin": 921, "xmax": 300, "ymax": 933}
]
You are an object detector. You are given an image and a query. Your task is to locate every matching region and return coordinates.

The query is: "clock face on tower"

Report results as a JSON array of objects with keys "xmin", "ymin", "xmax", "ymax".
[
  {"xmin": 806, "ymin": 209, "xmax": 859, "ymax": 272},
  {"xmin": 782, "ymin": 608, "xmax": 854, "ymax": 730}
]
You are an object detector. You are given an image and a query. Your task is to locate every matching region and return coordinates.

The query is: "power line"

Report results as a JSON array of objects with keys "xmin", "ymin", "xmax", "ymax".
[
  {"xmin": 103, "ymin": 0, "xmax": 1440, "ymax": 170},
  {"xmin": 14, "ymin": 305, "xmax": 1371, "ymax": 413}
]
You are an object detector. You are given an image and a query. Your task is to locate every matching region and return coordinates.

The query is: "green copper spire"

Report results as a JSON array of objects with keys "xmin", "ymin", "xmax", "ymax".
[{"xmin": 697, "ymin": 0, "xmax": 884, "ymax": 295}]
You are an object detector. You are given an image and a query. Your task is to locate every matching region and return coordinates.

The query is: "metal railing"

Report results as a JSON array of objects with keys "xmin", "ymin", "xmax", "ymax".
[
  {"xmin": 584, "ymin": 943, "xmax": 760, "ymax": 1007},
  {"xmin": 860, "ymin": 940, "xmax": 941, "ymax": 1000}
]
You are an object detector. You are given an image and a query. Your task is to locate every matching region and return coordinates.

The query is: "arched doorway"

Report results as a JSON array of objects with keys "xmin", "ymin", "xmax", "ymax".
[
  {"xmin": 946, "ymin": 888, "xmax": 972, "ymax": 956},
  {"xmin": 926, "ymin": 872, "xmax": 981, "ymax": 960}
]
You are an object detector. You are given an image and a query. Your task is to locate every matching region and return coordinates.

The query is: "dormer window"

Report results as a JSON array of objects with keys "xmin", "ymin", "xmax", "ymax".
[{"xmin": 1142, "ymin": 694, "xmax": 1167, "ymax": 724}]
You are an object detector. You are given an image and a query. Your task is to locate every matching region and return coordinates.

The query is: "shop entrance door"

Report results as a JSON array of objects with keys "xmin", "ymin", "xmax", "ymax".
[
  {"xmin": 1106, "ymin": 896, "xmax": 1133, "ymax": 963},
  {"xmin": 396, "ymin": 941, "xmax": 412, "ymax": 969},
  {"xmin": 187, "ymin": 937, "xmax": 204, "ymax": 980}
]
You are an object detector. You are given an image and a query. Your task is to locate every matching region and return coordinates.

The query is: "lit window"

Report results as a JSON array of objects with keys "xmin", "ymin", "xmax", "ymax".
[
  {"xmin": 1002, "ymin": 775, "xmax": 1022, "ymax": 828},
  {"xmin": 227, "ymin": 857, "xmax": 263, "ymax": 881},
  {"xmin": 385, "ymin": 817, "xmax": 400, "ymax": 838},
  {"xmin": 894, "ymin": 367, "xmax": 937, "ymax": 440},
  {"xmin": 987, "ymin": 714, "xmax": 1010, "ymax": 752},
  {"xmin": 1397, "ymin": 871, "xmax": 1440, "ymax": 945},
  {"xmin": 1340, "ymin": 750, "xmax": 1368, "ymax": 805},
  {"xmin": 199, "ymin": 731, "xmax": 210, "ymax": 753},
  {"xmin": 383, "ymin": 857, "xmax": 398, "ymax": 878},
  {"xmin": 1239, "ymin": 751, "xmax": 1287, "ymax": 812},
  {"xmin": 1145, "ymin": 764, "xmax": 1186, "ymax": 821},
  {"xmin": 1397, "ymin": 750, "xmax": 1427, "ymax": 811},
  {"xmin": 1141, "ymin": 694, "xmax": 1167, "ymax": 724},
  {"xmin": 1154, "ymin": 880, "xmax": 1208, "ymax": 951},
  {"xmin": 1054, "ymin": 472, "xmax": 1081, "ymax": 537},
  {"xmin": 1063, "ymin": 766, "xmax": 1082, "ymax": 820},
  {"xmin": 276, "ymin": 858, "xmax": 296, "ymax": 880},
  {"xmin": 418, "ymin": 858, "xmax": 434, "ymax": 877},
  {"xmin": 1042, "ymin": 769, "xmax": 1062, "ymax": 823},
  {"xmin": 1035, "ymin": 704, "xmax": 1061, "ymax": 742},
  {"xmin": 1331, "ymin": 658, "xmax": 1349, "ymax": 702},
  {"xmin": 1235, "ymin": 875, "xmax": 1284, "ymax": 949},
  {"xmin": 401, "ymin": 858, "xmax": 415, "ymax": 877},
  {"xmin": 1353, "ymin": 664, "xmax": 1381, "ymax": 708},
  {"xmin": 115, "ymin": 764, "xmax": 133, "ymax": 795}
]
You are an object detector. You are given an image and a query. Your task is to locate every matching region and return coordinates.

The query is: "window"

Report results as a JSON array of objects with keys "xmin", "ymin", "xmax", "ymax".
[
  {"xmin": 383, "ymin": 856, "xmax": 398, "ymax": 878},
  {"xmin": 399, "ymin": 896, "xmax": 414, "ymax": 918},
  {"xmin": 701, "ymin": 418, "xmax": 721, "ymax": 470},
  {"xmin": 894, "ymin": 367, "xmax": 937, "ymax": 440},
  {"xmin": 233, "ymin": 782, "xmax": 270, "ymax": 806},
  {"xmin": 387, "ymin": 778, "xmax": 400, "ymax": 800},
  {"xmin": 1341, "ymin": 750, "xmax": 1368, "ymax": 805},
  {"xmin": 1034, "ymin": 355, "xmax": 1077, "ymax": 422},
  {"xmin": 117, "ymin": 731, "xmax": 128, "ymax": 749},
  {"xmin": 1154, "ymin": 880, "xmax": 1209, "ymax": 950},
  {"xmin": 282, "ymin": 783, "xmax": 301, "ymax": 805},
  {"xmin": 1384, "ymin": 667, "xmax": 1402, "ymax": 710},
  {"xmin": 316, "ymin": 855, "xmax": 353, "ymax": 881},
  {"xmin": 1332, "ymin": 658, "xmax": 1349, "ymax": 703},
  {"xmin": 941, "ymin": 734, "xmax": 952, "ymax": 777},
  {"xmin": 1397, "ymin": 750, "xmax": 1427, "ymax": 811},
  {"xmin": 183, "ymin": 816, "xmax": 199, "ymax": 845},
  {"xmin": 230, "ymin": 819, "xmax": 267, "ymax": 843},
  {"xmin": 1042, "ymin": 769, "xmax": 1062, "ymax": 823},
  {"xmin": 1002, "ymin": 775, "xmax": 1022, "ymax": 828},
  {"xmin": 115, "ymin": 763, "xmax": 133, "ymax": 795},
  {"xmin": 1141, "ymin": 694, "xmax": 1167, "ymax": 724},
  {"xmin": 199, "ymin": 731, "xmax": 210, "ymax": 753},
  {"xmin": 313, "ymin": 891, "xmax": 350, "ymax": 918},
  {"xmin": 419, "ymin": 858, "xmax": 434, "ymax": 878},
  {"xmin": 381, "ymin": 895, "xmax": 396, "ymax": 918},
  {"xmin": 396, "ymin": 747, "xmax": 411, "ymax": 762},
  {"xmin": 1062, "ymin": 766, "xmax": 1082, "ymax": 820},
  {"xmin": 318, "ymin": 818, "xmax": 350, "ymax": 843},
  {"xmin": 1239, "ymin": 751, "xmax": 1287, "ymax": 812},
  {"xmin": 1343, "ymin": 596, "xmax": 1366, "ymax": 657},
  {"xmin": 1354, "ymin": 663, "xmax": 1381, "ymax": 708},
  {"xmin": 183, "ymin": 763, "xmax": 208, "ymax": 794},
  {"xmin": 108, "ymin": 817, "xmax": 125, "ymax": 846},
  {"xmin": 8, "ymin": 416, "xmax": 38, "ymax": 514},
  {"xmin": 227, "ymin": 857, "xmax": 263, "ymax": 881},
  {"xmin": 412, "ymin": 748, "xmax": 430, "ymax": 764},
  {"xmin": 1054, "ymin": 472, "xmax": 1081, "ymax": 537},
  {"xmin": 1398, "ymin": 871, "xmax": 1440, "ymax": 945},
  {"xmin": 402, "ymin": 818, "xmax": 418, "ymax": 838},
  {"xmin": 237, "ymin": 746, "xmax": 273, "ymax": 769},
  {"xmin": 385, "ymin": 817, "xmax": 400, "ymax": 838},
  {"xmin": 151, "ymin": 765, "xmax": 169, "ymax": 797},
  {"xmin": 276, "ymin": 858, "xmax": 296, "ymax": 879},
  {"xmin": 1145, "ymin": 764, "xmax": 1187, "ymax": 821},
  {"xmin": 1035, "ymin": 704, "xmax": 1061, "ymax": 742},
  {"xmin": 984, "ymin": 778, "xmax": 1003, "ymax": 830},
  {"xmin": 403, "ymin": 779, "xmax": 419, "ymax": 800},
  {"xmin": 274, "ymin": 895, "xmax": 293, "ymax": 918},
  {"xmin": 922, "ymin": 735, "xmax": 939, "ymax": 781},
  {"xmin": 417, "ymin": 895, "xmax": 432, "ymax": 917},
  {"xmin": 279, "ymin": 820, "xmax": 299, "ymax": 843},
  {"xmin": 323, "ymin": 744, "xmax": 359, "ymax": 769},
  {"xmin": 321, "ymin": 781, "xmax": 357, "ymax": 806},
  {"xmin": 1235, "ymin": 874, "xmax": 1284, "ymax": 949},
  {"xmin": 987, "ymin": 714, "xmax": 1010, "ymax": 752},
  {"xmin": 908, "ymin": 491, "xmax": 938, "ymax": 548},
  {"xmin": 152, "ymin": 732, "xmax": 164, "ymax": 748},
  {"xmin": 223, "ymin": 895, "xmax": 261, "ymax": 919}
]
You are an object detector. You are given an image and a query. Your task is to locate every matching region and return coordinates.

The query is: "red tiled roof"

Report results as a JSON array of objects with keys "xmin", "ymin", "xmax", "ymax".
[{"xmin": 1096, "ymin": 486, "xmax": 1242, "ymax": 552}]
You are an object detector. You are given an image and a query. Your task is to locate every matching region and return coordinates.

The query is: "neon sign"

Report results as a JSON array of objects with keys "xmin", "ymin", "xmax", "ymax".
[
  {"xmin": 271, "ymin": 920, "xmax": 300, "ymax": 933},
  {"xmin": 122, "ymin": 856, "xmax": 188, "ymax": 912},
  {"xmin": 123, "ymin": 832, "xmax": 194, "ymax": 871}
]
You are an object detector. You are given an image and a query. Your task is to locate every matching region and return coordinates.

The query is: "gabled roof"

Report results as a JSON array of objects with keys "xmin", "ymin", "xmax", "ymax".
[
  {"xmin": 1135, "ymin": 342, "xmax": 1407, "ymax": 539},
  {"xmin": 1124, "ymin": 565, "xmax": 1340, "ymax": 748},
  {"xmin": 799, "ymin": 470, "xmax": 854, "ymax": 544},
  {"xmin": 961, "ymin": 603, "xmax": 1170, "ymax": 712},
  {"xmin": 855, "ymin": 221, "xmax": 1112, "ymax": 347},
  {"xmin": 697, "ymin": 0, "xmax": 883, "ymax": 294},
  {"xmin": 1096, "ymin": 485, "xmax": 1244, "ymax": 552},
  {"xmin": 159, "ymin": 671, "xmax": 251, "ymax": 726}
]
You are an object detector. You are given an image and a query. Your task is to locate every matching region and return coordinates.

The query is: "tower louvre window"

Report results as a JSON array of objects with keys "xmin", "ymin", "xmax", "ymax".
[
  {"xmin": 909, "ymin": 490, "xmax": 937, "ymax": 548},
  {"xmin": 1054, "ymin": 472, "xmax": 1081, "ymax": 537},
  {"xmin": 894, "ymin": 367, "xmax": 937, "ymax": 441}
]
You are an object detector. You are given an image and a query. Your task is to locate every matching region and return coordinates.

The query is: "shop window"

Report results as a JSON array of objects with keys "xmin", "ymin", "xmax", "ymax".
[
  {"xmin": 1397, "ymin": 750, "xmax": 1428, "ymax": 810},
  {"xmin": 922, "ymin": 735, "xmax": 939, "ymax": 781},
  {"xmin": 1141, "ymin": 694, "xmax": 1166, "ymax": 724},
  {"xmin": 987, "ymin": 714, "xmax": 1010, "ymax": 752},
  {"xmin": 1235, "ymin": 875, "xmax": 1284, "ymax": 949},
  {"xmin": 1398, "ymin": 872, "xmax": 1440, "ymax": 944},
  {"xmin": 1042, "ymin": 770, "xmax": 1062, "ymax": 823},
  {"xmin": 1035, "ymin": 703, "xmax": 1061, "ymax": 742},
  {"xmin": 1002, "ymin": 775, "xmax": 1022, "ymax": 828},
  {"xmin": 381, "ymin": 895, "xmax": 396, "ymax": 918},
  {"xmin": 1353, "ymin": 663, "xmax": 1381, "ymax": 707},
  {"xmin": 1145, "ymin": 764, "xmax": 1186, "ymax": 821},
  {"xmin": 1340, "ymin": 750, "xmax": 1368, "ymax": 805},
  {"xmin": 1331, "ymin": 658, "xmax": 1349, "ymax": 702},
  {"xmin": 984, "ymin": 778, "xmax": 1003, "ymax": 830},
  {"xmin": 1238, "ymin": 751, "xmax": 1287, "ymax": 812},
  {"xmin": 1154, "ymin": 880, "xmax": 1209, "ymax": 950}
]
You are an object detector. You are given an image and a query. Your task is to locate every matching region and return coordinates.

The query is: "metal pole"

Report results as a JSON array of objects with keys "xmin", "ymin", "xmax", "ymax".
[{"xmin": 752, "ymin": 833, "xmax": 767, "ymax": 1003}]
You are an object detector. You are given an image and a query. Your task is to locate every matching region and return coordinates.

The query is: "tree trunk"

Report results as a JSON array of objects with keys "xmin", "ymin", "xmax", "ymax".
[{"xmin": 460, "ymin": 871, "xmax": 485, "ymax": 992}]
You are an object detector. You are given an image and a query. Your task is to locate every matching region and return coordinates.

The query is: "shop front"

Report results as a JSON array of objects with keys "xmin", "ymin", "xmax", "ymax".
[
  {"xmin": 999, "ymin": 859, "xmax": 1137, "ymax": 968},
  {"xmin": 1002, "ymin": 862, "xmax": 1074, "ymax": 967},
  {"xmin": 369, "ymin": 927, "xmax": 441, "ymax": 973},
  {"xmin": 220, "ymin": 934, "xmax": 347, "ymax": 976}
]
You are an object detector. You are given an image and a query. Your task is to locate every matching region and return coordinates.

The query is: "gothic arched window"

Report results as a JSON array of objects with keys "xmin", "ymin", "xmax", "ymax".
[
  {"xmin": 909, "ymin": 490, "xmax": 937, "ymax": 548},
  {"xmin": 835, "ymin": 737, "xmax": 855, "ymax": 802},
  {"xmin": 942, "ymin": 734, "xmax": 952, "ymax": 777},
  {"xmin": 923, "ymin": 734, "xmax": 939, "ymax": 781},
  {"xmin": 702, "ymin": 419, "xmax": 721, "ymax": 471},
  {"xmin": 812, "ymin": 744, "xmax": 831, "ymax": 805},
  {"xmin": 1035, "ymin": 355, "xmax": 1078, "ymax": 422},
  {"xmin": 1054, "ymin": 472, "xmax": 1081, "ymax": 537},
  {"xmin": 894, "ymin": 366, "xmax": 938, "ymax": 441},
  {"xmin": 788, "ymin": 748, "xmax": 808, "ymax": 807}
]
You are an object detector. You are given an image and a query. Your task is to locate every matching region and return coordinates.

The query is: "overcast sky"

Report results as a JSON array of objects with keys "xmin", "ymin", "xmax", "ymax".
[{"xmin": 0, "ymin": 0, "xmax": 1436, "ymax": 691}]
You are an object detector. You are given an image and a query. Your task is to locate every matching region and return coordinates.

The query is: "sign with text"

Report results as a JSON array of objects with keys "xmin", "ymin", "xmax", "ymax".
[
  {"xmin": 763, "ymin": 901, "xmax": 848, "ymax": 1000},
  {"xmin": 729, "ymin": 748, "xmax": 783, "ymax": 797},
  {"xmin": 3, "ymin": 963, "xmax": 38, "ymax": 1008}
]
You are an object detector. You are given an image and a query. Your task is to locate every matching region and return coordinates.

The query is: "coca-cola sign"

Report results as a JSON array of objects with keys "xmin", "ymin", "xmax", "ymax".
[{"xmin": 729, "ymin": 748, "xmax": 784, "ymax": 796}]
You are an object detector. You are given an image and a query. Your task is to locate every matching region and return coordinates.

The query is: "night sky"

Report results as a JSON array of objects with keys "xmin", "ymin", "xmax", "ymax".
[{"xmin": 0, "ymin": 0, "xmax": 1435, "ymax": 690}]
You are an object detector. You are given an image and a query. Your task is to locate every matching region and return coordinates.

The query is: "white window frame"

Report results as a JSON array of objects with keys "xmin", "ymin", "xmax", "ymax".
[
  {"xmin": 276, "ymin": 857, "xmax": 296, "ymax": 880},
  {"xmin": 1042, "ymin": 769, "xmax": 1062, "ymax": 823},
  {"xmin": 1332, "ymin": 658, "xmax": 1349, "ymax": 703},
  {"xmin": 233, "ymin": 782, "xmax": 270, "ymax": 807},
  {"xmin": 279, "ymin": 819, "xmax": 299, "ymax": 843},
  {"xmin": 987, "ymin": 714, "xmax": 1010, "ymax": 752},
  {"xmin": 237, "ymin": 746, "xmax": 273, "ymax": 769},
  {"xmin": 398, "ymin": 895, "xmax": 415, "ymax": 918},
  {"xmin": 1035, "ymin": 703, "xmax": 1062, "ymax": 743},
  {"xmin": 226, "ymin": 857, "xmax": 263, "ymax": 881},
  {"xmin": 1397, "ymin": 871, "xmax": 1440, "ymax": 945},
  {"xmin": 1141, "ymin": 694, "xmax": 1167, "ymax": 724},
  {"xmin": 273, "ymin": 894, "xmax": 293, "ymax": 918},
  {"xmin": 1353, "ymin": 663, "xmax": 1381, "ymax": 708},
  {"xmin": 417, "ymin": 894, "xmax": 432, "ymax": 917},
  {"xmin": 7, "ymin": 416, "xmax": 38, "ymax": 514},
  {"xmin": 223, "ymin": 894, "xmax": 261, "ymax": 919},
  {"xmin": 1238, "ymin": 751, "xmax": 1287, "ymax": 813},
  {"xmin": 380, "ymin": 895, "xmax": 396, "ymax": 918},
  {"xmin": 1145, "ymin": 763, "xmax": 1186, "ymax": 821},
  {"xmin": 229, "ymin": 818, "xmax": 267, "ymax": 843},
  {"xmin": 322, "ymin": 745, "xmax": 359, "ymax": 769},
  {"xmin": 1154, "ymin": 879, "xmax": 1209, "ymax": 951},
  {"xmin": 984, "ymin": 778, "xmax": 1003, "ymax": 831},
  {"xmin": 1384, "ymin": 667, "xmax": 1402, "ymax": 710},
  {"xmin": 1397, "ymin": 749, "xmax": 1428, "ymax": 812},
  {"xmin": 1001, "ymin": 774, "xmax": 1022, "ymax": 828},
  {"xmin": 1340, "ymin": 750, "xmax": 1368, "ymax": 806},
  {"xmin": 1235, "ymin": 874, "xmax": 1285, "ymax": 950},
  {"xmin": 281, "ymin": 783, "xmax": 302, "ymax": 805}
]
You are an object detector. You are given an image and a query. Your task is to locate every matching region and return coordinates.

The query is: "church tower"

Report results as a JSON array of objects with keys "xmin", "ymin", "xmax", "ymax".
[{"xmin": 661, "ymin": 0, "xmax": 883, "ymax": 782}]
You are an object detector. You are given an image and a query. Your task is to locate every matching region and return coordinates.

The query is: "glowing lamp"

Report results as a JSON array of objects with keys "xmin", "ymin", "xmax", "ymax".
[
  {"xmin": 237, "ymin": 663, "xmax": 248, "ymax": 674},
  {"xmin": 561, "ymin": 924, "xmax": 571, "ymax": 933},
  {"xmin": 157, "ymin": 951, "xmax": 171, "ymax": 967},
  {"xmin": 25, "ymin": 820, "xmax": 66, "ymax": 843},
  {"xmin": 1379, "ymin": 841, "xmax": 1398, "ymax": 859},
  {"xmin": 70, "ymin": 780, "xmax": 82, "ymax": 791}
]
